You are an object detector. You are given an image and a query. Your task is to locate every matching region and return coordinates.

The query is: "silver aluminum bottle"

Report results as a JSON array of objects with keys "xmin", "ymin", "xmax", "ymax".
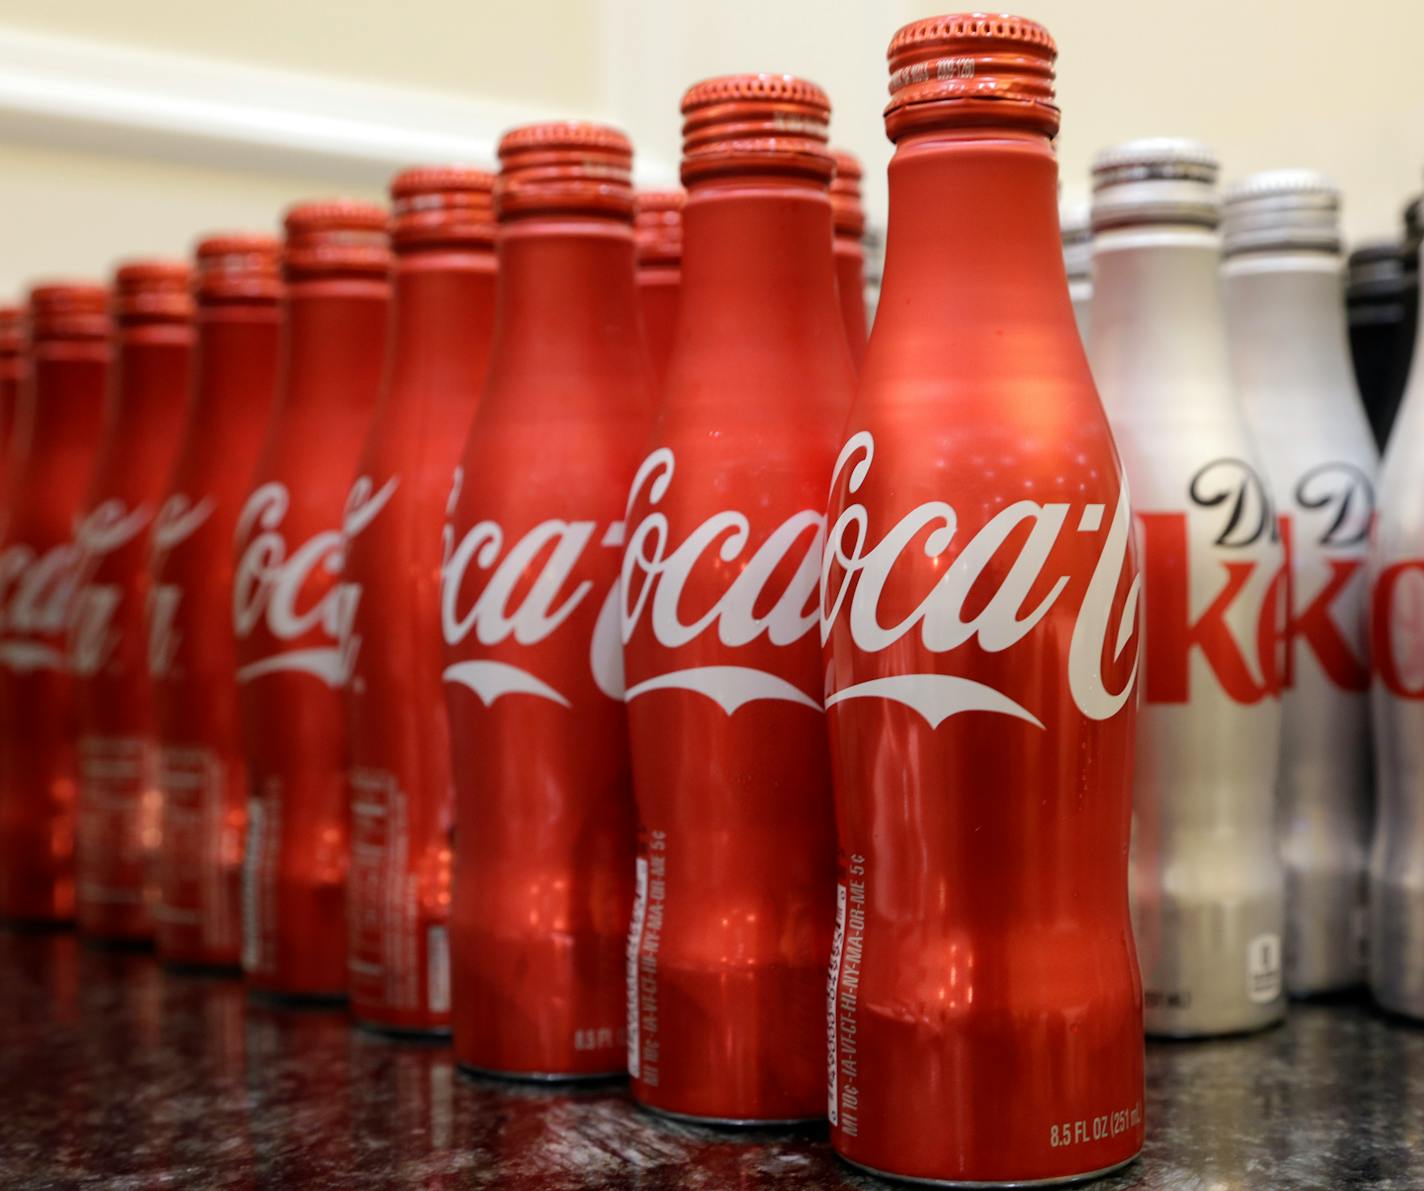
[
  {"xmin": 1090, "ymin": 139, "xmax": 1286, "ymax": 1036},
  {"xmin": 1061, "ymin": 197, "xmax": 1092, "ymax": 347},
  {"xmin": 1221, "ymin": 171, "xmax": 1377, "ymax": 996},
  {"xmin": 1370, "ymin": 177, "xmax": 1424, "ymax": 1020}
]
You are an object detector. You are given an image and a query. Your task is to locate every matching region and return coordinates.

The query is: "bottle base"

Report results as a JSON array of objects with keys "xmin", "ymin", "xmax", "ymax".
[
  {"xmin": 837, "ymin": 1148, "xmax": 1140, "ymax": 1188},
  {"xmin": 457, "ymin": 1060, "xmax": 625, "ymax": 1084},
  {"xmin": 247, "ymin": 986, "xmax": 347, "ymax": 1009},
  {"xmin": 79, "ymin": 933, "xmax": 155, "ymax": 952},
  {"xmin": 162, "ymin": 957, "xmax": 243, "ymax": 978},
  {"xmin": 353, "ymin": 1016, "xmax": 452, "ymax": 1043},
  {"xmin": 636, "ymin": 1099, "xmax": 821, "ymax": 1129},
  {"xmin": 1145, "ymin": 1011, "xmax": 1284, "ymax": 1041},
  {"xmin": 0, "ymin": 915, "xmax": 75, "ymax": 932}
]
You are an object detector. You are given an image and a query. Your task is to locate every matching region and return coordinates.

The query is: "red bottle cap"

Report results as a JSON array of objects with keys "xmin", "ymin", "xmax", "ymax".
[
  {"xmin": 885, "ymin": 13, "xmax": 1058, "ymax": 140},
  {"xmin": 830, "ymin": 149, "xmax": 866, "ymax": 241},
  {"xmin": 194, "ymin": 233, "xmax": 281, "ymax": 304},
  {"xmin": 0, "ymin": 305, "xmax": 25, "ymax": 357},
  {"xmin": 112, "ymin": 260, "xmax": 194, "ymax": 323},
  {"xmin": 27, "ymin": 282, "xmax": 111, "ymax": 340},
  {"xmin": 495, "ymin": 123, "xmax": 635, "ymax": 221},
  {"xmin": 391, "ymin": 165, "xmax": 497, "ymax": 249},
  {"xmin": 634, "ymin": 190, "xmax": 684, "ymax": 266},
  {"xmin": 680, "ymin": 73, "xmax": 833, "ymax": 185},
  {"xmin": 282, "ymin": 199, "xmax": 391, "ymax": 278}
]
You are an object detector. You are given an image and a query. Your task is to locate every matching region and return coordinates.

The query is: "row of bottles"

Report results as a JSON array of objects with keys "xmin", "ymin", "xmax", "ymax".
[{"xmin": 0, "ymin": 8, "xmax": 1422, "ymax": 1186}]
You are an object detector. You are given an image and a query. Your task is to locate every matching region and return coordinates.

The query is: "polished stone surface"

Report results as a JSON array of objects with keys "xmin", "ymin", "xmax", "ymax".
[{"xmin": 1, "ymin": 929, "xmax": 1420, "ymax": 1190}]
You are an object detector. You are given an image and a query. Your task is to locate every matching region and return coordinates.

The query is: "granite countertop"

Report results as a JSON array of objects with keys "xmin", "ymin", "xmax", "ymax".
[{"xmin": 2, "ymin": 929, "xmax": 1420, "ymax": 1190}]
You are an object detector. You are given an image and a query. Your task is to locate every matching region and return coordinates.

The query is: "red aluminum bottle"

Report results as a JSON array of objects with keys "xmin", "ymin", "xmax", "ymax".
[
  {"xmin": 72, "ymin": 262, "xmax": 194, "ymax": 943},
  {"xmin": 343, "ymin": 166, "xmax": 497, "ymax": 1034},
  {"xmin": 441, "ymin": 122, "xmax": 652, "ymax": 1077},
  {"xmin": 0, "ymin": 306, "xmax": 27, "ymax": 495},
  {"xmin": 151, "ymin": 234, "xmax": 281, "ymax": 967},
  {"xmin": 831, "ymin": 149, "xmax": 870, "ymax": 371},
  {"xmin": 234, "ymin": 200, "xmax": 391, "ymax": 999},
  {"xmin": 0, "ymin": 284, "xmax": 110, "ymax": 922},
  {"xmin": 633, "ymin": 190, "xmax": 684, "ymax": 392},
  {"xmin": 622, "ymin": 74, "xmax": 854, "ymax": 1123},
  {"xmin": 821, "ymin": 16, "xmax": 1144, "ymax": 1185}
]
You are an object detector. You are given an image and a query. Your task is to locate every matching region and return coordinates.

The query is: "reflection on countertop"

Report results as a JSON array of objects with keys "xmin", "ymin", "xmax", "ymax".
[{"xmin": 1, "ymin": 929, "xmax": 1419, "ymax": 1190}]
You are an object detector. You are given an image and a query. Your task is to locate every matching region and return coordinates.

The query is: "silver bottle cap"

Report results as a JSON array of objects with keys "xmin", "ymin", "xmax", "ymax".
[
  {"xmin": 1091, "ymin": 137, "xmax": 1218, "ymax": 232},
  {"xmin": 1221, "ymin": 169, "xmax": 1341, "ymax": 256}
]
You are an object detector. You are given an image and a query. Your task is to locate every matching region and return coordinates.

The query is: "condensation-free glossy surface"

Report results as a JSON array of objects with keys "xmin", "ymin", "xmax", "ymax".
[{"xmin": 0, "ymin": 930, "xmax": 1417, "ymax": 1190}]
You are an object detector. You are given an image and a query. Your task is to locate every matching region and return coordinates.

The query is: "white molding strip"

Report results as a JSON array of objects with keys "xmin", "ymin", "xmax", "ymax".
[{"xmin": 0, "ymin": 26, "xmax": 677, "ymax": 185}]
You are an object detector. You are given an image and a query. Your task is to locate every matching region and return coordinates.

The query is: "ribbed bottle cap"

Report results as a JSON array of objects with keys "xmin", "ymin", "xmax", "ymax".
[
  {"xmin": 634, "ymin": 190, "xmax": 684, "ymax": 266},
  {"xmin": 282, "ymin": 199, "xmax": 391, "ymax": 278},
  {"xmin": 1347, "ymin": 241, "xmax": 1407, "ymax": 300},
  {"xmin": 885, "ymin": 14, "xmax": 1058, "ymax": 140},
  {"xmin": 1059, "ymin": 198, "xmax": 1091, "ymax": 279},
  {"xmin": 1221, "ymin": 169, "xmax": 1341, "ymax": 256},
  {"xmin": 1091, "ymin": 138, "xmax": 1219, "ymax": 231},
  {"xmin": 194, "ymin": 233, "xmax": 281, "ymax": 304},
  {"xmin": 27, "ymin": 282, "xmax": 110, "ymax": 340},
  {"xmin": 0, "ymin": 306, "xmax": 26, "ymax": 357},
  {"xmin": 391, "ymin": 165, "xmax": 497, "ymax": 249},
  {"xmin": 112, "ymin": 260, "xmax": 194, "ymax": 323},
  {"xmin": 680, "ymin": 74, "xmax": 833, "ymax": 185},
  {"xmin": 830, "ymin": 149, "xmax": 866, "ymax": 240},
  {"xmin": 496, "ymin": 122, "xmax": 634, "ymax": 220}
]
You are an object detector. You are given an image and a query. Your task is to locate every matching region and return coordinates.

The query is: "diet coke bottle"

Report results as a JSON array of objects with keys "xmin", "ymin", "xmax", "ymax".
[
  {"xmin": 1369, "ymin": 175, "xmax": 1424, "ymax": 1020},
  {"xmin": 1090, "ymin": 139, "xmax": 1286, "ymax": 1035},
  {"xmin": 831, "ymin": 149, "xmax": 869, "ymax": 371},
  {"xmin": 343, "ymin": 166, "xmax": 497, "ymax": 1034},
  {"xmin": 823, "ymin": 17, "xmax": 1144, "ymax": 1184},
  {"xmin": 1221, "ymin": 171, "xmax": 1377, "ymax": 996},
  {"xmin": 150, "ymin": 234, "xmax": 281, "ymax": 967},
  {"xmin": 1061, "ymin": 197, "xmax": 1092, "ymax": 345},
  {"xmin": 0, "ymin": 284, "xmax": 110, "ymax": 922},
  {"xmin": 234, "ymin": 200, "xmax": 391, "ymax": 999},
  {"xmin": 633, "ymin": 190, "xmax": 683, "ymax": 393},
  {"xmin": 441, "ymin": 123, "xmax": 651, "ymax": 1075},
  {"xmin": 623, "ymin": 73, "xmax": 853, "ymax": 1124},
  {"xmin": 0, "ymin": 307, "xmax": 26, "ymax": 494},
  {"xmin": 73, "ymin": 262, "xmax": 194, "ymax": 943}
]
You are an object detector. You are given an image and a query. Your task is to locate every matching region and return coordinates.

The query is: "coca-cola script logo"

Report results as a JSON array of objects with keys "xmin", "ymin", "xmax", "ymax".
[
  {"xmin": 146, "ymin": 493, "xmax": 215, "ymax": 679},
  {"xmin": 70, "ymin": 499, "xmax": 153, "ymax": 677},
  {"xmin": 0, "ymin": 541, "xmax": 83, "ymax": 672},
  {"xmin": 441, "ymin": 466, "xmax": 623, "ymax": 708},
  {"xmin": 619, "ymin": 448, "xmax": 824, "ymax": 713},
  {"xmin": 820, "ymin": 431, "xmax": 1141, "ymax": 728},
  {"xmin": 232, "ymin": 479, "xmax": 394, "ymax": 688},
  {"xmin": 1138, "ymin": 458, "xmax": 1282, "ymax": 705}
]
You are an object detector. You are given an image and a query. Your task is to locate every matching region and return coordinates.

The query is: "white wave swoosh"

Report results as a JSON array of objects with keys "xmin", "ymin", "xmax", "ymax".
[
  {"xmin": 824, "ymin": 674, "xmax": 1044, "ymax": 730},
  {"xmin": 624, "ymin": 666, "xmax": 822, "ymax": 714},
  {"xmin": 0, "ymin": 640, "xmax": 67, "ymax": 673},
  {"xmin": 442, "ymin": 659, "xmax": 571, "ymax": 709},
  {"xmin": 236, "ymin": 648, "xmax": 346, "ymax": 688}
]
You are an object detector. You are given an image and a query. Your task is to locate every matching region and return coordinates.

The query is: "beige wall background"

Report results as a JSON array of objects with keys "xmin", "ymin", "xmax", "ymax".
[{"xmin": 0, "ymin": 0, "xmax": 1420, "ymax": 298}]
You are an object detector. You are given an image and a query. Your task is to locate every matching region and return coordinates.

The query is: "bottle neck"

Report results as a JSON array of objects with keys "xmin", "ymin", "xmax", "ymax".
[
  {"xmin": 107, "ymin": 322, "xmax": 194, "ymax": 442},
  {"xmin": 1090, "ymin": 224, "xmax": 1235, "ymax": 422},
  {"xmin": 1221, "ymin": 251, "xmax": 1360, "ymax": 418},
  {"xmin": 673, "ymin": 178, "xmax": 850, "ymax": 403},
  {"xmin": 279, "ymin": 277, "xmax": 390, "ymax": 415},
  {"xmin": 871, "ymin": 131, "xmax": 1077, "ymax": 382},
  {"xmin": 190, "ymin": 303, "xmax": 280, "ymax": 440},
  {"xmin": 385, "ymin": 248, "xmax": 497, "ymax": 410},
  {"xmin": 483, "ymin": 217, "xmax": 648, "ymax": 415},
  {"xmin": 19, "ymin": 341, "xmax": 109, "ymax": 461}
]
